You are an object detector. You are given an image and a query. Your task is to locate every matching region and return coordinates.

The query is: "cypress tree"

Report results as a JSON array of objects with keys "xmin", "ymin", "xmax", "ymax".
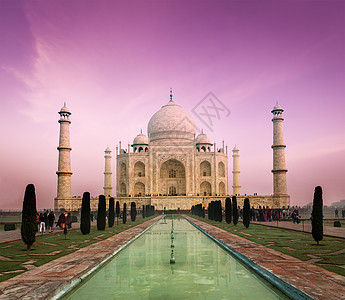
[
  {"xmin": 218, "ymin": 200, "xmax": 223, "ymax": 222},
  {"xmin": 215, "ymin": 201, "xmax": 219, "ymax": 221},
  {"xmin": 214, "ymin": 201, "xmax": 218, "ymax": 221},
  {"xmin": 142, "ymin": 205, "xmax": 146, "ymax": 218},
  {"xmin": 97, "ymin": 195, "xmax": 106, "ymax": 230},
  {"xmin": 209, "ymin": 202, "xmax": 213, "ymax": 220},
  {"xmin": 212, "ymin": 201, "xmax": 216, "ymax": 221},
  {"xmin": 219, "ymin": 200, "xmax": 223, "ymax": 222},
  {"xmin": 108, "ymin": 197, "xmax": 115, "ymax": 228},
  {"xmin": 312, "ymin": 186, "xmax": 323, "ymax": 245},
  {"xmin": 115, "ymin": 201, "xmax": 120, "ymax": 225},
  {"xmin": 212, "ymin": 201, "xmax": 216, "ymax": 220},
  {"xmin": 131, "ymin": 202, "xmax": 137, "ymax": 221},
  {"xmin": 123, "ymin": 203, "xmax": 127, "ymax": 224},
  {"xmin": 80, "ymin": 192, "xmax": 91, "ymax": 234},
  {"xmin": 21, "ymin": 184, "xmax": 37, "ymax": 250},
  {"xmin": 225, "ymin": 197, "xmax": 232, "ymax": 224},
  {"xmin": 232, "ymin": 196, "xmax": 239, "ymax": 225},
  {"xmin": 243, "ymin": 198, "xmax": 250, "ymax": 228}
]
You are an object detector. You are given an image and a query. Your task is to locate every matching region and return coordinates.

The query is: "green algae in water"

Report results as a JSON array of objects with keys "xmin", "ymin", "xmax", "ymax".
[{"xmin": 62, "ymin": 217, "xmax": 289, "ymax": 299}]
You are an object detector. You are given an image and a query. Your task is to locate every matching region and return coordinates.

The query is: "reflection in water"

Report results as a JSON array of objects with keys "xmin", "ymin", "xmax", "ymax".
[{"xmin": 63, "ymin": 216, "xmax": 289, "ymax": 299}]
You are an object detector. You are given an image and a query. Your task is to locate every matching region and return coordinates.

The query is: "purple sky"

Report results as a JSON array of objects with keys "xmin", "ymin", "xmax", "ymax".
[{"xmin": 1, "ymin": 0, "xmax": 344, "ymax": 210}]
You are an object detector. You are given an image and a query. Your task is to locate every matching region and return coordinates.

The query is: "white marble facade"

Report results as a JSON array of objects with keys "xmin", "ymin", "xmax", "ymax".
[{"xmin": 116, "ymin": 98, "xmax": 229, "ymax": 199}]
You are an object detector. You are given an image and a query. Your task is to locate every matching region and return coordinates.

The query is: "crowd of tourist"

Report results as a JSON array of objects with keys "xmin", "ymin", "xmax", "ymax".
[
  {"xmin": 236, "ymin": 206, "xmax": 301, "ymax": 223},
  {"xmin": 36, "ymin": 211, "xmax": 73, "ymax": 234}
]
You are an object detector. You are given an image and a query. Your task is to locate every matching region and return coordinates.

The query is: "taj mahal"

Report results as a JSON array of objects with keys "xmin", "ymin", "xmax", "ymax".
[{"xmin": 54, "ymin": 91, "xmax": 290, "ymax": 212}]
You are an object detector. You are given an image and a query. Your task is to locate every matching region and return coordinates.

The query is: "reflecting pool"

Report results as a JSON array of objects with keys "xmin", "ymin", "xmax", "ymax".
[{"xmin": 62, "ymin": 216, "xmax": 289, "ymax": 299}]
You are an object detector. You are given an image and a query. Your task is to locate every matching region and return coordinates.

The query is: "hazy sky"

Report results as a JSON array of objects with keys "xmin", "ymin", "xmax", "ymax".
[{"xmin": 1, "ymin": 0, "xmax": 344, "ymax": 209}]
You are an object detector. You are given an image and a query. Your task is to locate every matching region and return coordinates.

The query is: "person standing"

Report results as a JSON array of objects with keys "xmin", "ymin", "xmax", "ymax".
[
  {"xmin": 60, "ymin": 212, "xmax": 66, "ymax": 230},
  {"xmin": 66, "ymin": 212, "xmax": 72, "ymax": 229},
  {"xmin": 48, "ymin": 211, "xmax": 55, "ymax": 233},
  {"xmin": 39, "ymin": 213, "xmax": 46, "ymax": 234}
]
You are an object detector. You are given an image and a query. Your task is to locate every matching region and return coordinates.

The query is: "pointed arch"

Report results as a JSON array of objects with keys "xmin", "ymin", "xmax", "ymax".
[
  {"xmin": 218, "ymin": 161, "xmax": 225, "ymax": 177},
  {"xmin": 200, "ymin": 181, "xmax": 212, "ymax": 196},
  {"xmin": 134, "ymin": 182, "xmax": 145, "ymax": 196},
  {"xmin": 134, "ymin": 161, "xmax": 145, "ymax": 177},
  {"xmin": 200, "ymin": 160, "xmax": 211, "ymax": 176},
  {"xmin": 219, "ymin": 181, "xmax": 225, "ymax": 195}
]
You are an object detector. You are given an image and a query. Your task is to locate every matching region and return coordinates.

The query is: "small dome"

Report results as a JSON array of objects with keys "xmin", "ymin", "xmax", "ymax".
[
  {"xmin": 233, "ymin": 145, "xmax": 239, "ymax": 151},
  {"xmin": 105, "ymin": 146, "xmax": 111, "ymax": 152},
  {"xmin": 196, "ymin": 133, "xmax": 211, "ymax": 144},
  {"xmin": 272, "ymin": 103, "xmax": 284, "ymax": 112},
  {"xmin": 60, "ymin": 103, "xmax": 70, "ymax": 113},
  {"xmin": 133, "ymin": 133, "xmax": 149, "ymax": 145}
]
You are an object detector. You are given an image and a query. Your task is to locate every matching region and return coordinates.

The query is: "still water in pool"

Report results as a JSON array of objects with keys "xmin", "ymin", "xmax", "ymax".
[{"xmin": 62, "ymin": 216, "xmax": 289, "ymax": 299}]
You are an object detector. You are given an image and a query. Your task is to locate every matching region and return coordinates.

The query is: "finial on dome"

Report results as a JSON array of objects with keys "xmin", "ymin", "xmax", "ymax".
[
  {"xmin": 170, "ymin": 88, "xmax": 173, "ymax": 102},
  {"xmin": 201, "ymin": 129, "xmax": 204, "ymax": 134},
  {"xmin": 140, "ymin": 129, "xmax": 142, "ymax": 134},
  {"xmin": 64, "ymin": 102, "xmax": 66, "ymax": 107}
]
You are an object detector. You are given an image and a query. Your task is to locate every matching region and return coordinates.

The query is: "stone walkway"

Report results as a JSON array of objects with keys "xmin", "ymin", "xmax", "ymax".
[
  {"xmin": 0, "ymin": 223, "xmax": 82, "ymax": 244},
  {"xmin": 186, "ymin": 216, "xmax": 345, "ymax": 300},
  {"xmin": 0, "ymin": 217, "xmax": 159, "ymax": 300},
  {"xmin": 252, "ymin": 220, "xmax": 345, "ymax": 239}
]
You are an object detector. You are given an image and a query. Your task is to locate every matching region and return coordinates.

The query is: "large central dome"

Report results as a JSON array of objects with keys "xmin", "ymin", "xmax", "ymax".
[{"xmin": 148, "ymin": 99, "xmax": 196, "ymax": 142}]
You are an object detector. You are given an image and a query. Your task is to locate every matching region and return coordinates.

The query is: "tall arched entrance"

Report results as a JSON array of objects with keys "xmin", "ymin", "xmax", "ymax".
[
  {"xmin": 134, "ymin": 182, "xmax": 145, "ymax": 196},
  {"xmin": 159, "ymin": 159, "xmax": 186, "ymax": 196},
  {"xmin": 200, "ymin": 181, "xmax": 211, "ymax": 196}
]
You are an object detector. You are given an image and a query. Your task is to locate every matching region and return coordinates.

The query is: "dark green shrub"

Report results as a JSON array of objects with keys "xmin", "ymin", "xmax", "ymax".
[
  {"xmin": 209, "ymin": 201, "xmax": 215, "ymax": 220},
  {"xmin": 334, "ymin": 221, "xmax": 341, "ymax": 227},
  {"xmin": 225, "ymin": 197, "xmax": 232, "ymax": 224},
  {"xmin": 216, "ymin": 200, "xmax": 222, "ymax": 222},
  {"xmin": 142, "ymin": 205, "xmax": 146, "ymax": 218},
  {"xmin": 232, "ymin": 196, "xmax": 238, "ymax": 226},
  {"xmin": 4, "ymin": 223, "xmax": 16, "ymax": 231},
  {"xmin": 312, "ymin": 186, "xmax": 323, "ymax": 245},
  {"xmin": 191, "ymin": 204, "xmax": 204, "ymax": 217},
  {"xmin": 115, "ymin": 201, "xmax": 120, "ymax": 225},
  {"xmin": 123, "ymin": 203, "xmax": 127, "ymax": 224},
  {"xmin": 130, "ymin": 202, "xmax": 137, "ymax": 222},
  {"xmin": 109, "ymin": 197, "xmax": 115, "ymax": 227},
  {"xmin": 243, "ymin": 198, "xmax": 250, "ymax": 228},
  {"xmin": 97, "ymin": 195, "xmax": 106, "ymax": 230},
  {"xmin": 21, "ymin": 184, "xmax": 37, "ymax": 250},
  {"xmin": 80, "ymin": 192, "xmax": 91, "ymax": 235}
]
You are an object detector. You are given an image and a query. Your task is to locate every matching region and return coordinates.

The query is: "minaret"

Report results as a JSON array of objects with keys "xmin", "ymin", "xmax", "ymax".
[
  {"xmin": 56, "ymin": 103, "xmax": 72, "ymax": 201},
  {"xmin": 271, "ymin": 104, "xmax": 288, "ymax": 195},
  {"xmin": 103, "ymin": 146, "xmax": 112, "ymax": 197},
  {"xmin": 232, "ymin": 146, "xmax": 241, "ymax": 196}
]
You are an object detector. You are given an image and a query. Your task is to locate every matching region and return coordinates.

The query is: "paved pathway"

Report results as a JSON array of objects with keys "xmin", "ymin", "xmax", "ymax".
[
  {"xmin": 0, "ymin": 222, "xmax": 82, "ymax": 244},
  {"xmin": 252, "ymin": 220, "xmax": 345, "ymax": 238},
  {"xmin": 186, "ymin": 216, "xmax": 345, "ymax": 300},
  {"xmin": 0, "ymin": 217, "xmax": 160, "ymax": 300}
]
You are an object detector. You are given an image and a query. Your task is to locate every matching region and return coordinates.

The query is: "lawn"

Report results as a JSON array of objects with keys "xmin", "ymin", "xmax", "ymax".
[
  {"xmin": 0, "ymin": 216, "xmax": 154, "ymax": 282},
  {"xmin": 190, "ymin": 216, "xmax": 345, "ymax": 277}
]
